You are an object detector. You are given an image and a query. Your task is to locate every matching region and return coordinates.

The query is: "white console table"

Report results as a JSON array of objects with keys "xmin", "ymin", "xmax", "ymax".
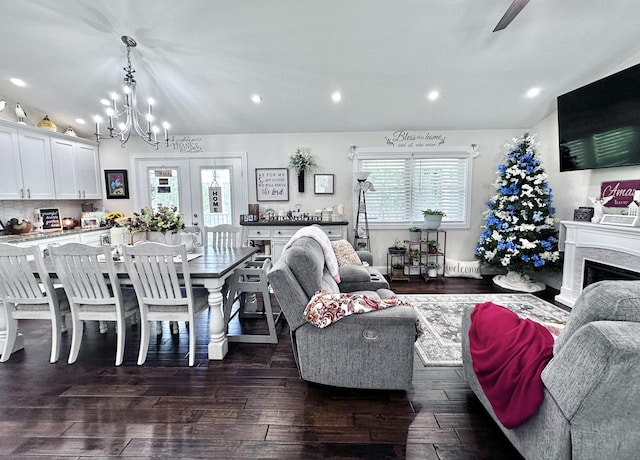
[
  {"xmin": 240, "ymin": 221, "xmax": 348, "ymax": 263},
  {"xmin": 556, "ymin": 220, "xmax": 640, "ymax": 308}
]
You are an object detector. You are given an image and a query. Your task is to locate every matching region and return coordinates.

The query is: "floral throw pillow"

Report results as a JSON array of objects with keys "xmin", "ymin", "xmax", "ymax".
[{"xmin": 331, "ymin": 239, "xmax": 362, "ymax": 267}]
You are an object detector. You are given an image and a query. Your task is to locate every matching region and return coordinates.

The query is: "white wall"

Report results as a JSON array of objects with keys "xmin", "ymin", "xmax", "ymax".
[{"xmin": 100, "ymin": 129, "xmax": 525, "ymax": 264}]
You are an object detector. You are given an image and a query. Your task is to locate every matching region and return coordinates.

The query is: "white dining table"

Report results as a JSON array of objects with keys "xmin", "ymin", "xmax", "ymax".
[{"xmin": 39, "ymin": 246, "xmax": 258, "ymax": 360}]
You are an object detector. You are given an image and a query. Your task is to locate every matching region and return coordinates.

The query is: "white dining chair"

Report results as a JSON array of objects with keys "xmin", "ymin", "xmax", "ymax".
[
  {"xmin": 0, "ymin": 243, "xmax": 70, "ymax": 363},
  {"xmin": 204, "ymin": 225, "xmax": 279, "ymax": 343},
  {"xmin": 49, "ymin": 243, "xmax": 139, "ymax": 366},
  {"xmin": 122, "ymin": 242, "xmax": 209, "ymax": 366},
  {"xmin": 203, "ymin": 224, "xmax": 242, "ymax": 250}
]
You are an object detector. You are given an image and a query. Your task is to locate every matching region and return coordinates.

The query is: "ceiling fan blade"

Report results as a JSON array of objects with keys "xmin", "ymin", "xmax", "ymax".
[{"xmin": 493, "ymin": 0, "xmax": 531, "ymax": 32}]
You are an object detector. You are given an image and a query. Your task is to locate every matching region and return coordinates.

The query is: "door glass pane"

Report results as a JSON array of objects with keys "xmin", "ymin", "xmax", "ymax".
[
  {"xmin": 201, "ymin": 167, "xmax": 232, "ymax": 225},
  {"xmin": 147, "ymin": 168, "xmax": 180, "ymax": 211}
]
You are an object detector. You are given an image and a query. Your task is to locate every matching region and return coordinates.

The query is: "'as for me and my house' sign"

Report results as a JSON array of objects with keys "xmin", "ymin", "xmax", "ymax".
[{"xmin": 600, "ymin": 180, "xmax": 640, "ymax": 207}]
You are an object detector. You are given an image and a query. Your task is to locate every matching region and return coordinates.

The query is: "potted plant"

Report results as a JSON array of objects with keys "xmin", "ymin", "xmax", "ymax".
[
  {"xmin": 422, "ymin": 209, "xmax": 446, "ymax": 229},
  {"xmin": 408, "ymin": 226, "xmax": 422, "ymax": 243},
  {"xmin": 410, "ymin": 249, "xmax": 422, "ymax": 266},
  {"xmin": 289, "ymin": 147, "xmax": 316, "ymax": 192},
  {"xmin": 390, "ymin": 262, "xmax": 404, "ymax": 278},
  {"xmin": 389, "ymin": 238, "xmax": 406, "ymax": 254},
  {"xmin": 426, "ymin": 239, "xmax": 440, "ymax": 254},
  {"xmin": 426, "ymin": 261, "xmax": 440, "ymax": 277}
]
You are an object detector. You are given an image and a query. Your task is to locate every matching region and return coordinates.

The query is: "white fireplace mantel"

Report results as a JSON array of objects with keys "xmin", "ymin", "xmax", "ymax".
[{"xmin": 556, "ymin": 220, "xmax": 640, "ymax": 308}]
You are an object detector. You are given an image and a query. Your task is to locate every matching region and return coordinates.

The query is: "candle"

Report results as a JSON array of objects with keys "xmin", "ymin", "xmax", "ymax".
[{"xmin": 110, "ymin": 227, "xmax": 125, "ymax": 246}]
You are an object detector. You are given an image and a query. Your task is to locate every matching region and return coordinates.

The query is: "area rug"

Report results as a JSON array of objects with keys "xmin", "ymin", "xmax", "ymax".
[{"xmin": 397, "ymin": 293, "xmax": 570, "ymax": 367}]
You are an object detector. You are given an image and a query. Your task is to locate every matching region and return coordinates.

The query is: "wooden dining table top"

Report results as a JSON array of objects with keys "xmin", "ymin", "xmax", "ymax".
[{"xmin": 42, "ymin": 246, "xmax": 259, "ymax": 280}]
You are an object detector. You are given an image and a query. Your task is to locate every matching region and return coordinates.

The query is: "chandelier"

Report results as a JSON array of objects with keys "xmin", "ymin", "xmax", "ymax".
[{"xmin": 94, "ymin": 36, "xmax": 169, "ymax": 149}]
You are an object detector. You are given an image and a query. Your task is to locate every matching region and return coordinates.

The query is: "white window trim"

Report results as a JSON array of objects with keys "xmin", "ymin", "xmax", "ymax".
[{"xmin": 352, "ymin": 146, "xmax": 478, "ymax": 230}]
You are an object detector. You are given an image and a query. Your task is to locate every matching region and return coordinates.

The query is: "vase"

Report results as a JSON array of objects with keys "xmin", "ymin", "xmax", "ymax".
[
  {"xmin": 409, "ymin": 232, "xmax": 421, "ymax": 243},
  {"xmin": 493, "ymin": 271, "xmax": 546, "ymax": 293},
  {"xmin": 427, "ymin": 268, "xmax": 438, "ymax": 278},
  {"xmin": 424, "ymin": 215, "xmax": 443, "ymax": 230},
  {"xmin": 298, "ymin": 171, "xmax": 305, "ymax": 193},
  {"xmin": 146, "ymin": 231, "xmax": 181, "ymax": 245}
]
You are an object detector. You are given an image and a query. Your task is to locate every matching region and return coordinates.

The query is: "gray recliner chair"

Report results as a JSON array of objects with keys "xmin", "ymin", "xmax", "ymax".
[
  {"xmin": 461, "ymin": 280, "xmax": 640, "ymax": 459},
  {"xmin": 268, "ymin": 235, "xmax": 418, "ymax": 390}
]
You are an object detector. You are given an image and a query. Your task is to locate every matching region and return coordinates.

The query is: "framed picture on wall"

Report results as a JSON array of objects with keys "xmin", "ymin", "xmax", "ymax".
[
  {"xmin": 314, "ymin": 174, "xmax": 334, "ymax": 194},
  {"xmin": 256, "ymin": 168, "xmax": 289, "ymax": 201},
  {"xmin": 104, "ymin": 169, "xmax": 130, "ymax": 199}
]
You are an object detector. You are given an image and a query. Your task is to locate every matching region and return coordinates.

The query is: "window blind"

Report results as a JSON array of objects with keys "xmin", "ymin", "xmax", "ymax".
[{"xmin": 356, "ymin": 151, "xmax": 471, "ymax": 227}]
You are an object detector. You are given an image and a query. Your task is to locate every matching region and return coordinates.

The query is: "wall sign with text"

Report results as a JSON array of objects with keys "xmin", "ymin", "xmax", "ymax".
[
  {"xmin": 600, "ymin": 179, "xmax": 640, "ymax": 208},
  {"xmin": 256, "ymin": 168, "xmax": 289, "ymax": 201}
]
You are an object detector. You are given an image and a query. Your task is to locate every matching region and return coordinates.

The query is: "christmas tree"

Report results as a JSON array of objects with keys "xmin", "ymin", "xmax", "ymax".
[{"xmin": 475, "ymin": 134, "xmax": 560, "ymax": 289}]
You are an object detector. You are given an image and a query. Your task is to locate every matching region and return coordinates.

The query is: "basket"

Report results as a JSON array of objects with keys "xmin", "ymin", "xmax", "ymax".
[{"xmin": 10, "ymin": 222, "xmax": 32, "ymax": 234}]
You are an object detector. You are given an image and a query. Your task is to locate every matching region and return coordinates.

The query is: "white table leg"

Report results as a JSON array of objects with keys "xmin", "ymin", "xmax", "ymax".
[{"xmin": 206, "ymin": 282, "xmax": 228, "ymax": 360}]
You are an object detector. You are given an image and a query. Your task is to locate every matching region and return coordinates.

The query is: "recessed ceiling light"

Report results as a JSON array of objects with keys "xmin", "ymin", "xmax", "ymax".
[
  {"xmin": 100, "ymin": 98, "xmax": 111, "ymax": 106},
  {"xmin": 75, "ymin": 118, "xmax": 86, "ymax": 124},
  {"xmin": 527, "ymin": 87, "xmax": 541, "ymax": 98},
  {"xmin": 251, "ymin": 94, "xmax": 262, "ymax": 103},
  {"xmin": 331, "ymin": 91, "xmax": 342, "ymax": 103},
  {"xmin": 10, "ymin": 78, "xmax": 26, "ymax": 87},
  {"xmin": 427, "ymin": 90, "xmax": 439, "ymax": 101}
]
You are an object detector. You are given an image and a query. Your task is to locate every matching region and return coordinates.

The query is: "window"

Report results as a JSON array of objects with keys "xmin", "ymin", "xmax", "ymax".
[{"xmin": 354, "ymin": 147, "xmax": 475, "ymax": 229}]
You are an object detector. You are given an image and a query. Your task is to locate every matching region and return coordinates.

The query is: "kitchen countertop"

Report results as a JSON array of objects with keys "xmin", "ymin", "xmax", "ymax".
[{"xmin": 0, "ymin": 227, "xmax": 107, "ymax": 244}]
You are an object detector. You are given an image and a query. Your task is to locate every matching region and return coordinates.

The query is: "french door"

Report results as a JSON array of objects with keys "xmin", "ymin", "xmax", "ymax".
[{"xmin": 131, "ymin": 153, "xmax": 248, "ymax": 231}]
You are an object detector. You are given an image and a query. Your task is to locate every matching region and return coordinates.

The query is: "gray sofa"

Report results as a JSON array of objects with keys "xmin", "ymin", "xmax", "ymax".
[
  {"xmin": 268, "ymin": 236, "xmax": 417, "ymax": 390},
  {"xmin": 461, "ymin": 280, "xmax": 640, "ymax": 459}
]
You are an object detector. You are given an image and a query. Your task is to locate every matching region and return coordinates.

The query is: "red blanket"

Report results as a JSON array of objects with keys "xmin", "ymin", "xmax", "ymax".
[{"xmin": 469, "ymin": 301, "xmax": 554, "ymax": 429}]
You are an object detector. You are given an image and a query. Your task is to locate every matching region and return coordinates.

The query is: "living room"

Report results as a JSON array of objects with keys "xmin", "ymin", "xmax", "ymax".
[{"xmin": 1, "ymin": 1, "xmax": 640, "ymax": 459}]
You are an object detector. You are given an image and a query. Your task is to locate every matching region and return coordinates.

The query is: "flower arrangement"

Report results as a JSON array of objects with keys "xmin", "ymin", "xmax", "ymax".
[
  {"xmin": 118, "ymin": 205, "xmax": 185, "ymax": 234},
  {"xmin": 475, "ymin": 133, "xmax": 560, "ymax": 273},
  {"xmin": 105, "ymin": 211, "xmax": 124, "ymax": 227},
  {"xmin": 289, "ymin": 147, "xmax": 316, "ymax": 173}
]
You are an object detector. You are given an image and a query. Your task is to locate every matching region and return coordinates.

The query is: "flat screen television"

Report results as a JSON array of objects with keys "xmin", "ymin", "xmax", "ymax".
[{"xmin": 558, "ymin": 62, "xmax": 640, "ymax": 172}]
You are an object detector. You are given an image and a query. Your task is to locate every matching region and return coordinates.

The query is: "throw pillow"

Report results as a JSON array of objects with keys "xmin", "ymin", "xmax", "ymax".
[
  {"xmin": 331, "ymin": 239, "xmax": 362, "ymax": 267},
  {"xmin": 443, "ymin": 259, "xmax": 482, "ymax": 279}
]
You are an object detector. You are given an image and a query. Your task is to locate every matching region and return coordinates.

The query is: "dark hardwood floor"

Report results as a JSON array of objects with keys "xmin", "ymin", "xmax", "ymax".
[{"xmin": 0, "ymin": 277, "xmax": 557, "ymax": 459}]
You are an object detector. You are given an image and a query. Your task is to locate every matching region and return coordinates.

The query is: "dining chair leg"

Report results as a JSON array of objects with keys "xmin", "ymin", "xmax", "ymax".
[
  {"xmin": 115, "ymin": 316, "xmax": 126, "ymax": 366},
  {"xmin": 171, "ymin": 321, "xmax": 179, "ymax": 334},
  {"xmin": 49, "ymin": 311, "xmax": 63, "ymax": 363},
  {"xmin": 155, "ymin": 321, "xmax": 163, "ymax": 336},
  {"xmin": 99, "ymin": 320, "xmax": 108, "ymax": 334},
  {"xmin": 60, "ymin": 314, "xmax": 68, "ymax": 333},
  {"xmin": 0, "ymin": 316, "xmax": 17, "ymax": 363},
  {"xmin": 188, "ymin": 321, "xmax": 195, "ymax": 367},
  {"xmin": 68, "ymin": 314, "xmax": 84, "ymax": 364},
  {"xmin": 138, "ymin": 320, "xmax": 151, "ymax": 365}
]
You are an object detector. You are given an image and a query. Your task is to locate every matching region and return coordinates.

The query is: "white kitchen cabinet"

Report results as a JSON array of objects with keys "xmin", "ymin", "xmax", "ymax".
[
  {"xmin": 18, "ymin": 130, "xmax": 56, "ymax": 199},
  {"xmin": 0, "ymin": 124, "xmax": 23, "ymax": 199},
  {"xmin": 51, "ymin": 137, "xmax": 101, "ymax": 199},
  {"xmin": 0, "ymin": 119, "xmax": 100, "ymax": 201},
  {"xmin": 0, "ymin": 123, "xmax": 56, "ymax": 200}
]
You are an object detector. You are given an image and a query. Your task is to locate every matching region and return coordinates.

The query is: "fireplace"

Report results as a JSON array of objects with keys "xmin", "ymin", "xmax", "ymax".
[
  {"xmin": 583, "ymin": 260, "xmax": 640, "ymax": 287},
  {"xmin": 556, "ymin": 220, "xmax": 640, "ymax": 308}
]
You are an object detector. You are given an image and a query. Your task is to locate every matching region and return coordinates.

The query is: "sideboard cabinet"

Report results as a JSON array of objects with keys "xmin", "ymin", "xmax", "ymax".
[{"xmin": 241, "ymin": 221, "xmax": 348, "ymax": 263}]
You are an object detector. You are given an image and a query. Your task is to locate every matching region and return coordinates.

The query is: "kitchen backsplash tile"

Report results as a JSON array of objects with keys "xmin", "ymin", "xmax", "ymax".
[{"xmin": 0, "ymin": 200, "xmax": 101, "ymax": 225}]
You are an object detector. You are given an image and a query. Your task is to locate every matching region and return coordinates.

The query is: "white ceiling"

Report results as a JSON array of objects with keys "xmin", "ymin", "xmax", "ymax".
[{"xmin": 1, "ymin": 0, "xmax": 639, "ymax": 139}]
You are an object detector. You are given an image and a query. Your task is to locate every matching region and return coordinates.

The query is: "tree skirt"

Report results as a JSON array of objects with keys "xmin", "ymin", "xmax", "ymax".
[{"xmin": 398, "ymin": 293, "xmax": 569, "ymax": 366}]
